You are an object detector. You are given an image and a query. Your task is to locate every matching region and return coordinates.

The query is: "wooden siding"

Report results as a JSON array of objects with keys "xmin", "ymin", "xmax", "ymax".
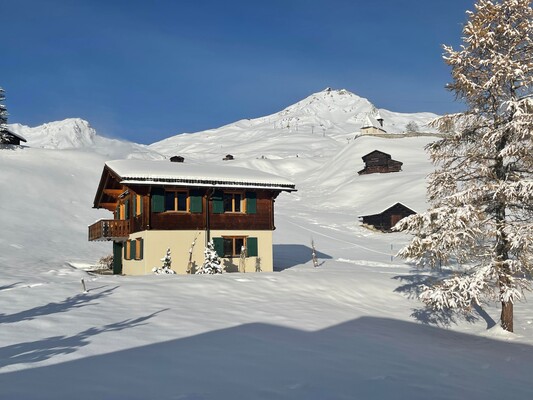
[
  {"xmin": 104, "ymin": 188, "xmax": 277, "ymax": 234},
  {"xmin": 358, "ymin": 150, "xmax": 403, "ymax": 175},
  {"xmin": 361, "ymin": 203, "xmax": 416, "ymax": 231},
  {"xmin": 88, "ymin": 219, "xmax": 130, "ymax": 241}
]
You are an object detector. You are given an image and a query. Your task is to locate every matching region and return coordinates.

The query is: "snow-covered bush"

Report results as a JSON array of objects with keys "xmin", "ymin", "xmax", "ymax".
[
  {"xmin": 98, "ymin": 254, "xmax": 113, "ymax": 270},
  {"xmin": 196, "ymin": 240, "xmax": 223, "ymax": 274},
  {"xmin": 152, "ymin": 248, "xmax": 176, "ymax": 274}
]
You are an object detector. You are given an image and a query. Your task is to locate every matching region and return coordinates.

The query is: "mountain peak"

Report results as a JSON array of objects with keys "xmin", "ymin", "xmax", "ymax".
[{"xmin": 8, "ymin": 118, "xmax": 98, "ymax": 149}]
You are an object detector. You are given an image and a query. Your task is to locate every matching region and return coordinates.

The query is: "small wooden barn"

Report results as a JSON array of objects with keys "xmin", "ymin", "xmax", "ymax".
[
  {"xmin": 169, "ymin": 155, "xmax": 185, "ymax": 163},
  {"xmin": 0, "ymin": 128, "xmax": 27, "ymax": 146},
  {"xmin": 223, "ymin": 154, "xmax": 234, "ymax": 161},
  {"xmin": 358, "ymin": 150, "xmax": 403, "ymax": 175},
  {"xmin": 360, "ymin": 202, "xmax": 416, "ymax": 231}
]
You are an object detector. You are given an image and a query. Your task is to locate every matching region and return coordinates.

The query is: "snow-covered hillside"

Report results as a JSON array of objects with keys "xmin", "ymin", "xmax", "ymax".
[
  {"xmin": 2, "ymin": 90, "xmax": 532, "ymax": 399},
  {"xmin": 148, "ymin": 88, "xmax": 438, "ymax": 160}
]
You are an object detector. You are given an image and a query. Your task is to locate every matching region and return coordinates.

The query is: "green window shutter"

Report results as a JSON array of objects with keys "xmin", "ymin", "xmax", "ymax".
[
  {"xmin": 151, "ymin": 187, "xmax": 165, "ymax": 212},
  {"xmin": 212, "ymin": 237, "xmax": 224, "ymax": 257},
  {"xmin": 124, "ymin": 199, "xmax": 130, "ymax": 219},
  {"xmin": 130, "ymin": 240, "xmax": 136, "ymax": 260},
  {"xmin": 124, "ymin": 241, "xmax": 128, "ymax": 260},
  {"xmin": 247, "ymin": 237, "xmax": 258, "ymax": 257},
  {"xmin": 212, "ymin": 191, "xmax": 224, "ymax": 214},
  {"xmin": 139, "ymin": 239, "xmax": 143, "ymax": 260},
  {"xmin": 190, "ymin": 190, "xmax": 203, "ymax": 213},
  {"xmin": 246, "ymin": 192, "xmax": 257, "ymax": 214}
]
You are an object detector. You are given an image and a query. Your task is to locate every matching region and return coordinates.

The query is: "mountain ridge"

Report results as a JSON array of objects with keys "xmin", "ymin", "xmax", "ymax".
[{"xmin": 7, "ymin": 88, "xmax": 438, "ymax": 154}]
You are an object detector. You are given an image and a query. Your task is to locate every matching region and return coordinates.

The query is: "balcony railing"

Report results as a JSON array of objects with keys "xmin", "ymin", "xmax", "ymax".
[{"xmin": 88, "ymin": 219, "xmax": 130, "ymax": 242}]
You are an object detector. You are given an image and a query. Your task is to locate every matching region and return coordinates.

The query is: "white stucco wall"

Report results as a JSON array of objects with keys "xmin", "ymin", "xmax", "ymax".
[{"xmin": 122, "ymin": 230, "xmax": 273, "ymax": 275}]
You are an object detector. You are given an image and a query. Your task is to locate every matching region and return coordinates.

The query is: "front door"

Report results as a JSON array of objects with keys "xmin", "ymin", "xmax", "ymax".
[
  {"xmin": 113, "ymin": 241, "xmax": 123, "ymax": 274},
  {"xmin": 390, "ymin": 214, "xmax": 403, "ymax": 229}
]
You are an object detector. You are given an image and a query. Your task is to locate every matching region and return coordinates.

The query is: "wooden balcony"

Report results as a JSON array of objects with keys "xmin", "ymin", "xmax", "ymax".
[{"xmin": 88, "ymin": 219, "xmax": 130, "ymax": 241}]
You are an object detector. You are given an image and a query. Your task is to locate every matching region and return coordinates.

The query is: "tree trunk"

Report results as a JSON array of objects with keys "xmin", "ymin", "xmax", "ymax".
[{"xmin": 501, "ymin": 300, "xmax": 513, "ymax": 332}]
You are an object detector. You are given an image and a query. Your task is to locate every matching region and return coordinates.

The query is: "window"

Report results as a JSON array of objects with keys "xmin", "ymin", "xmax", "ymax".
[
  {"xmin": 134, "ymin": 238, "xmax": 143, "ymax": 260},
  {"xmin": 134, "ymin": 194, "xmax": 142, "ymax": 216},
  {"xmin": 213, "ymin": 237, "xmax": 258, "ymax": 258},
  {"xmin": 223, "ymin": 237, "xmax": 246, "ymax": 257},
  {"xmin": 213, "ymin": 191, "xmax": 255, "ymax": 214},
  {"xmin": 124, "ymin": 239, "xmax": 143, "ymax": 260},
  {"xmin": 223, "ymin": 192, "xmax": 243, "ymax": 213},
  {"xmin": 124, "ymin": 240, "xmax": 131, "ymax": 260},
  {"xmin": 165, "ymin": 190, "xmax": 189, "ymax": 212}
]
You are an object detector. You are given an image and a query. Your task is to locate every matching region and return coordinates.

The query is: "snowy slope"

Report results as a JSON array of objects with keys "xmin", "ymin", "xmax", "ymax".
[
  {"xmin": 1, "ymin": 90, "xmax": 533, "ymax": 399},
  {"xmin": 148, "ymin": 88, "xmax": 438, "ymax": 160}
]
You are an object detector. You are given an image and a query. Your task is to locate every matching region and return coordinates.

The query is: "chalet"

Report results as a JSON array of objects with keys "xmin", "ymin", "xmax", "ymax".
[
  {"xmin": 169, "ymin": 155, "xmax": 184, "ymax": 163},
  {"xmin": 0, "ymin": 128, "xmax": 27, "ymax": 146},
  {"xmin": 360, "ymin": 113, "xmax": 386, "ymax": 135},
  {"xmin": 360, "ymin": 202, "xmax": 416, "ymax": 232},
  {"xmin": 88, "ymin": 160, "xmax": 296, "ymax": 275},
  {"xmin": 223, "ymin": 154, "xmax": 234, "ymax": 161},
  {"xmin": 358, "ymin": 150, "xmax": 403, "ymax": 175}
]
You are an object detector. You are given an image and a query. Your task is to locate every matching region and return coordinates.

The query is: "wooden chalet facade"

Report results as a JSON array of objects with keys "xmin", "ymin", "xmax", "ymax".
[
  {"xmin": 358, "ymin": 150, "xmax": 403, "ymax": 175},
  {"xmin": 360, "ymin": 202, "xmax": 416, "ymax": 232},
  {"xmin": 89, "ymin": 160, "xmax": 296, "ymax": 275},
  {"xmin": 0, "ymin": 128, "xmax": 27, "ymax": 146}
]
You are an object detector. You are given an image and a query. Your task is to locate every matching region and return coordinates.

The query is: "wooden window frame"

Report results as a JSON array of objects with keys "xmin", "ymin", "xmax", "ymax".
[
  {"xmin": 164, "ymin": 189, "xmax": 190, "ymax": 213},
  {"xmin": 125, "ymin": 240, "xmax": 131, "ymax": 260},
  {"xmin": 222, "ymin": 236, "xmax": 247, "ymax": 257},
  {"xmin": 134, "ymin": 238, "xmax": 143, "ymax": 260},
  {"xmin": 223, "ymin": 191, "xmax": 245, "ymax": 213},
  {"xmin": 135, "ymin": 194, "xmax": 142, "ymax": 216}
]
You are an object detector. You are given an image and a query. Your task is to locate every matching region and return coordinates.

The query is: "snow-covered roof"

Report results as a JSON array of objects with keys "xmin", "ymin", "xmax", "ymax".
[
  {"xmin": 358, "ymin": 202, "xmax": 416, "ymax": 217},
  {"xmin": 2, "ymin": 128, "xmax": 27, "ymax": 142},
  {"xmin": 361, "ymin": 115, "xmax": 381, "ymax": 129},
  {"xmin": 105, "ymin": 159, "xmax": 297, "ymax": 191}
]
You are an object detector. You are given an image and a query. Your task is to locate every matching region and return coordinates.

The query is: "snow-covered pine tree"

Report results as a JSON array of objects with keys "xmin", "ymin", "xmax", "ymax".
[
  {"xmin": 152, "ymin": 248, "xmax": 176, "ymax": 274},
  {"xmin": 396, "ymin": 0, "xmax": 533, "ymax": 332},
  {"xmin": 196, "ymin": 240, "xmax": 223, "ymax": 274},
  {"xmin": 0, "ymin": 87, "xmax": 9, "ymax": 142}
]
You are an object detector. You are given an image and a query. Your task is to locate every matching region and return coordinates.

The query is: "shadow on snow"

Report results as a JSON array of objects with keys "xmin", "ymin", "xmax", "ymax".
[
  {"xmin": 273, "ymin": 244, "xmax": 332, "ymax": 271},
  {"xmin": 1, "ymin": 316, "xmax": 532, "ymax": 400},
  {"xmin": 393, "ymin": 271, "xmax": 497, "ymax": 329},
  {"xmin": 0, "ymin": 286, "xmax": 119, "ymax": 324}
]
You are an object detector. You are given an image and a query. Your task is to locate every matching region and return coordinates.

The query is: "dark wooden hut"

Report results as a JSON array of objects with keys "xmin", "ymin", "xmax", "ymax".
[
  {"xmin": 360, "ymin": 202, "xmax": 416, "ymax": 231},
  {"xmin": 358, "ymin": 150, "xmax": 402, "ymax": 175},
  {"xmin": 223, "ymin": 154, "xmax": 234, "ymax": 161},
  {"xmin": 0, "ymin": 129, "xmax": 27, "ymax": 146},
  {"xmin": 169, "ymin": 155, "xmax": 185, "ymax": 163}
]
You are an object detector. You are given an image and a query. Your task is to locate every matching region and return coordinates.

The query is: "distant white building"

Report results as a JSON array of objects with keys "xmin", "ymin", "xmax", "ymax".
[{"xmin": 360, "ymin": 112, "xmax": 386, "ymax": 134}]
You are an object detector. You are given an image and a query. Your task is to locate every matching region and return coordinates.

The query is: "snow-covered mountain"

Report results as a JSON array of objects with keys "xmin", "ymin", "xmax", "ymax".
[
  {"xmin": 148, "ymin": 88, "xmax": 438, "ymax": 160},
  {"xmin": 8, "ymin": 118, "xmax": 165, "ymax": 160}
]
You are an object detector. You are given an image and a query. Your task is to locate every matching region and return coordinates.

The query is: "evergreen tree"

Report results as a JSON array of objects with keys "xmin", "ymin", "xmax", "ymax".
[
  {"xmin": 0, "ymin": 87, "xmax": 9, "ymax": 142},
  {"xmin": 152, "ymin": 248, "xmax": 176, "ymax": 274},
  {"xmin": 396, "ymin": 0, "xmax": 533, "ymax": 332},
  {"xmin": 196, "ymin": 240, "xmax": 223, "ymax": 274}
]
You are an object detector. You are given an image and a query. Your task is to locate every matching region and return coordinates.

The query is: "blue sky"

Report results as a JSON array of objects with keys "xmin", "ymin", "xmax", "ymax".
[{"xmin": 2, "ymin": 0, "xmax": 475, "ymax": 144}]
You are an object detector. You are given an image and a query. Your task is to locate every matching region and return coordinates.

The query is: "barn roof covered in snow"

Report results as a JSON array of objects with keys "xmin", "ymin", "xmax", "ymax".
[{"xmin": 105, "ymin": 159, "xmax": 296, "ymax": 190}]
